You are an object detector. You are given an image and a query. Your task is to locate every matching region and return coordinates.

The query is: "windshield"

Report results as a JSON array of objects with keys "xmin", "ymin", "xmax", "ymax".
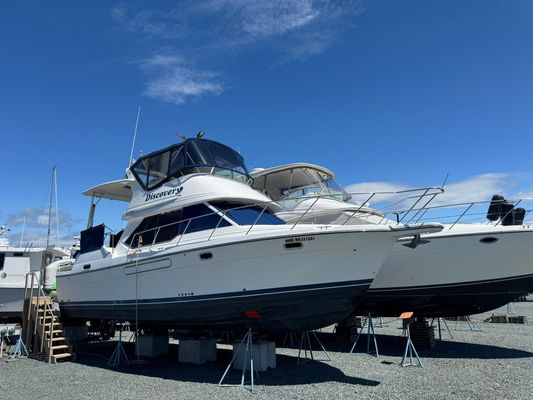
[
  {"xmin": 212, "ymin": 202, "xmax": 285, "ymax": 226},
  {"xmin": 131, "ymin": 139, "xmax": 251, "ymax": 190},
  {"xmin": 257, "ymin": 167, "xmax": 351, "ymax": 202}
]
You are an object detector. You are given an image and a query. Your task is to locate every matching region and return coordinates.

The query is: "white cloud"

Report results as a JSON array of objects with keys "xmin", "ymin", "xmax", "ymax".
[
  {"xmin": 111, "ymin": 1, "xmax": 362, "ymax": 104},
  {"xmin": 4, "ymin": 206, "xmax": 82, "ymax": 247},
  {"xmin": 138, "ymin": 55, "xmax": 224, "ymax": 105}
]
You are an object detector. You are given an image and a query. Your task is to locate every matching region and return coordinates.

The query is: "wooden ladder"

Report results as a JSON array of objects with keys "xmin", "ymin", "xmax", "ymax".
[{"xmin": 22, "ymin": 286, "xmax": 76, "ymax": 363}]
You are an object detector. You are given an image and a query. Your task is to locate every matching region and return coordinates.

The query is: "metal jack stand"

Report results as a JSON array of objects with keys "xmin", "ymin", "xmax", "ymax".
[
  {"xmin": 7, "ymin": 337, "xmax": 29, "ymax": 360},
  {"xmin": 454, "ymin": 316, "xmax": 481, "ymax": 332},
  {"xmin": 430, "ymin": 318, "xmax": 453, "ymax": 341},
  {"xmin": 297, "ymin": 331, "xmax": 331, "ymax": 364},
  {"xmin": 282, "ymin": 332, "xmax": 300, "ymax": 348},
  {"xmin": 376, "ymin": 317, "xmax": 390, "ymax": 328},
  {"xmin": 107, "ymin": 328, "xmax": 129, "ymax": 368},
  {"xmin": 219, "ymin": 328, "xmax": 257, "ymax": 392},
  {"xmin": 401, "ymin": 322, "xmax": 422, "ymax": 367},
  {"xmin": 349, "ymin": 313, "xmax": 379, "ymax": 357}
]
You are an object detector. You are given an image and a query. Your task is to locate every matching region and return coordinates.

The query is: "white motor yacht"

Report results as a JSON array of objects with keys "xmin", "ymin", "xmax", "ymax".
[
  {"xmin": 0, "ymin": 229, "xmax": 69, "ymax": 320},
  {"xmin": 252, "ymin": 163, "xmax": 533, "ymax": 317},
  {"xmin": 56, "ymin": 138, "xmax": 441, "ymax": 332}
]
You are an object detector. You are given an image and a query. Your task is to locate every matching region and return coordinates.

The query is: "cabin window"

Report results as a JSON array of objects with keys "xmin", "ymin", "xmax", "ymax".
[
  {"xmin": 212, "ymin": 203, "xmax": 285, "ymax": 226},
  {"xmin": 179, "ymin": 204, "xmax": 230, "ymax": 234},
  {"xmin": 125, "ymin": 204, "xmax": 231, "ymax": 248},
  {"xmin": 125, "ymin": 210, "xmax": 181, "ymax": 248},
  {"xmin": 13, "ymin": 252, "xmax": 23, "ymax": 257},
  {"xmin": 0, "ymin": 253, "xmax": 4, "ymax": 271}
]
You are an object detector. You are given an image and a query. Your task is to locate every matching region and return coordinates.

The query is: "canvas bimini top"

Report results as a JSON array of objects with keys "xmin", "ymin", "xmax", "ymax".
[{"xmin": 130, "ymin": 138, "xmax": 251, "ymax": 191}]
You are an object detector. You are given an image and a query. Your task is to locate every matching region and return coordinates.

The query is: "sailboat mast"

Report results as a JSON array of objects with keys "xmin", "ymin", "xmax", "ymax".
[
  {"xmin": 45, "ymin": 165, "xmax": 55, "ymax": 249},
  {"xmin": 54, "ymin": 167, "xmax": 60, "ymax": 246}
]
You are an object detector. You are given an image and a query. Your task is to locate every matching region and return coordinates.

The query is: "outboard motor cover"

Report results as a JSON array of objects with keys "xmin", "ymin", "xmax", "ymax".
[
  {"xmin": 512, "ymin": 207, "xmax": 526, "ymax": 226},
  {"xmin": 487, "ymin": 195, "xmax": 505, "ymax": 222}
]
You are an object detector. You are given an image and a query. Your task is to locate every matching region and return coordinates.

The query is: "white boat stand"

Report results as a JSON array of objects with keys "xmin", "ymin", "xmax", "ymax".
[
  {"xmin": 219, "ymin": 328, "xmax": 257, "ymax": 392},
  {"xmin": 297, "ymin": 331, "xmax": 331, "ymax": 364},
  {"xmin": 349, "ymin": 313, "xmax": 379, "ymax": 357}
]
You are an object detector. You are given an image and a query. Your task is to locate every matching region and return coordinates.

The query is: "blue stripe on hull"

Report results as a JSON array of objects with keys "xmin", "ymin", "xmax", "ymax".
[{"xmin": 356, "ymin": 273, "xmax": 533, "ymax": 317}]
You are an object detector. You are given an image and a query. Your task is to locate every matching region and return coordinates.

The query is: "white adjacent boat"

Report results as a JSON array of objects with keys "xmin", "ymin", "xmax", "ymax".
[
  {"xmin": 252, "ymin": 163, "xmax": 533, "ymax": 317},
  {"xmin": 0, "ymin": 229, "xmax": 69, "ymax": 320},
  {"xmin": 56, "ymin": 138, "xmax": 441, "ymax": 332}
]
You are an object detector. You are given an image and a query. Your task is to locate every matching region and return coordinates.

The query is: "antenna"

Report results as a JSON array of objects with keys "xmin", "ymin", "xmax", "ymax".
[
  {"xmin": 441, "ymin": 172, "xmax": 450, "ymax": 189},
  {"xmin": 129, "ymin": 106, "xmax": 141, "ymax": 166}
]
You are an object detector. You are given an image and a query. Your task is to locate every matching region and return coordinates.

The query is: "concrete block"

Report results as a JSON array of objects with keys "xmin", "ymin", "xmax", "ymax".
[
  {"xmin": 135, "ymin": 334, "xmax": 169, "ymax": 357},
  {"xmin": 232, "ymin": 340, "xmax": 276, "ymax": 372},
  {"xmin": 178, "ymin": 338, "xmax": 217, "ymax": 364}
]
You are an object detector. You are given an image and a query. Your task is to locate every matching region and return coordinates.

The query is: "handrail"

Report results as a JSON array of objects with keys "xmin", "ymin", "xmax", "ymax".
[
  {"xmin": 24, "ymin": 271, "xmax": 57, "ymax": 359},
  {"xmin": 111, "ymin": 190, "xmax": 533, "ymax": 259}
]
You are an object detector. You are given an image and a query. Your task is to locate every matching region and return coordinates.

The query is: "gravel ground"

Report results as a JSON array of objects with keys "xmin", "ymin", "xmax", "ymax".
[{"xmin": 2, "ymin": 301, "xmax": 532, "ymax": 400}]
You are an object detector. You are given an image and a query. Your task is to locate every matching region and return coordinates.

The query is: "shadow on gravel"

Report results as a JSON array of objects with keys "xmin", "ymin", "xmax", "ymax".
[
  {"xmin": 315, "ymin": 332, "xmax": 533, "ymax": 360},
  {"xmin": 72, "ymin": 340, "xmax": 380, "ymax": 387}
]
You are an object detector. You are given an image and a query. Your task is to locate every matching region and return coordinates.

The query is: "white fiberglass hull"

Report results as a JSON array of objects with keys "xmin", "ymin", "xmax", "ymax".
[
  {"xmin": 58, "ymin": 227, "xmax": 399, "ymax": 332},
  {"xmin": 0, "ymin": 287, "xmax": 25, "ymax": 319},
  {"xmin": 357, "ymin": 224, "xmax": 533, "ymax": 317}
]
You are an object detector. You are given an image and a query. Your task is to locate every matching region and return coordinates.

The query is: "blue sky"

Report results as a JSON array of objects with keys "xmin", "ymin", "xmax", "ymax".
[{"xmin": 1, "ymin": 0, "xmax": 533, "ymax": 245}]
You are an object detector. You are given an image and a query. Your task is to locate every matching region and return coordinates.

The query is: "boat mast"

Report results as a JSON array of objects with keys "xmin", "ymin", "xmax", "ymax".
[
  {"xmin": 45, "ymin": 166, "xmax": 56, "ymax": 249},
  {"xmin": 54, "ymin": 166, "xmax": 60, "ymax": 246},
  {"xmin": 19, "ymin": 216, "xmax": 25, "ymax": 247}
]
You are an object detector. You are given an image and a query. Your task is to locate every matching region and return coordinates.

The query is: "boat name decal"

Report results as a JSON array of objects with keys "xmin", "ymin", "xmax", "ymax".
[
  {"xmin": 285, "ymin": 236, "xmax": 315, "ymax": 243},
  {"xmin": 145, "ymin": 186, "xmax": 183, "ymax": 202}
]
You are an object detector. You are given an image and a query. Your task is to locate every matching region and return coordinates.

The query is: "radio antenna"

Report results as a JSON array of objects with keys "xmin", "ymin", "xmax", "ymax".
[
  {"xmin": 441, "ymin": 172, "xmax": 450, "ymax": 189},
  {"xmin": 129, "ymin": 106, "xmax": 141, "ymax": 166}
]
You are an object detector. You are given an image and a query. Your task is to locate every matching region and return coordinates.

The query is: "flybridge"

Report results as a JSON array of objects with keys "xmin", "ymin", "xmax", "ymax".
[{"xmin": 130, "ymin": 138, "xmax": 251, "ymax": 191}]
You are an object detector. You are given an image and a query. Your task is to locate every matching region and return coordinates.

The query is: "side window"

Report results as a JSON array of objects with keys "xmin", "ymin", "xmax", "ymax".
[
  {"xmin": 0, "ymin": 253, "xmax": 4, "ymax": 271},
  {"xmin": 179, "ymin": 204, "xmax": 230, "ymax": 234},
  {"xmin": 212, "ymin": 203, "xmax": 285, "ymax": 226},
  {"xmin": 125, "ymin": 210, "xmax": 181, "ymax": 248}
]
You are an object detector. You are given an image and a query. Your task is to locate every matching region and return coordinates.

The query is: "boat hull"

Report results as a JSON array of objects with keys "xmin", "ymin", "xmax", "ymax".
[
  {"xmin": 0, "ymin": 287, "xmax": 25, "ymax": 320},
  {"xmin": 58, "ymin": 230, "xmax": 394, "ymax": 332},
  {"xmin": 60, "ymin": 280, "xmax": 370, "ymax": 332},
  {"xmin": 356, "ymin": 228, "xmax": 533, "ymax": 317}
]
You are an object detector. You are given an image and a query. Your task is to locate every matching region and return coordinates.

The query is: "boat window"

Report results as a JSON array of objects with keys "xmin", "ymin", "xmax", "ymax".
[
  {"xmin": 0, "ymin": 253, "xmax": 4, "ymax": 271},
  {"xmin": 147, "ymin": 150, "xmax": 170, "ymax": 188},
  {"xmin": 212, "ymin": 202, "xmax": 285, "ymax": 226},
  {"xmin": 179, "ymin": 203, "xmax": 230, "ymax": 234},
  {"xmin": 131, "ymin": 139, "xmax": 251, "ymax": 191},
  {"xmin": 125, "ymin": 204, "xmax": 231, "ymax": 248},
  {"xmin": 125, "ymin": 210, "xmax": 181, "ymax": 248},
  {"xmin": 13, "ymin": 252, "xmax": 23, "ymax": 257},
  {"xmin": 168, "ymin": 146, "xmax": 185, "ymax": 177}
]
